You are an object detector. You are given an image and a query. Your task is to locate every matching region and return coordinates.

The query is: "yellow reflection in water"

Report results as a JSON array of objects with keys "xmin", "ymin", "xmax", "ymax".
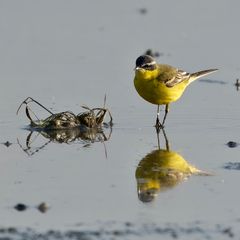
[{"xmin": 136, "ymin": 129, "xmax": 210, "ymax": 202}]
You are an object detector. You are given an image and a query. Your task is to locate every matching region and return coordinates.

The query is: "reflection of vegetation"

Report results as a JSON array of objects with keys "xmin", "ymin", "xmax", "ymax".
[
  {"xmin": 18, "ymin": 126, "xmax": 112, "ymax": 156},
  {"xmin": 136, "ymin": 129, "xmax": 210, "ymax": 202},
  {"xmin": 17, "ymin": 97, "xmax": 113, "ymax": 156}
]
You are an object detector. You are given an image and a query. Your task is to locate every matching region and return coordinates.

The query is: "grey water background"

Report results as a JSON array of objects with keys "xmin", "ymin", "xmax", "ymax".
[{"xmin": 0, "ymin": 0, "xmax": 240, "ymax": 239}]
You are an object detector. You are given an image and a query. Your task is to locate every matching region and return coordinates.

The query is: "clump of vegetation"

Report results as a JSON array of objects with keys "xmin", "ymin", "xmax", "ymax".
[
  {"xmin": 17, "ymin": 97, "xmax": 113, "ymax": 156},
  {"xmin": 17, "ymin": 97, "xmax": 113, "ymax": 130}
]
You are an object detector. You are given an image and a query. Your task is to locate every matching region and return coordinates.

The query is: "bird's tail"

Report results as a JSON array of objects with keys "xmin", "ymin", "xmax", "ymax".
[
  {"xmin": 189, "ymin": 165, "xmax": 214, "ymax": 176},
  {"xmin": 189, "ymin": 68, "xmax": 218, "ymax": 84}
]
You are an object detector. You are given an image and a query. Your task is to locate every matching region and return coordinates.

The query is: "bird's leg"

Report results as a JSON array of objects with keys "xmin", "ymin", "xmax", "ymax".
[
  {"xmin": 156, "ymin": 127, "xmax": 170, "ymax": 151},
  {"xmin": 156, "ymin": 105, "xmax": 160, "ymax": 124},
  {"xmin": 155, "ymin": 105, "xmax": 163, "ymax": 132},
  {"xmin": 162, "ymin": 104, "xmax": 169, "ymax": 127},
  {"xmin": 162, "ymin": 128, "xmax": 170, "ymax": 151},
  {"xmin": 156, "ymin": 126, "xmax": 162, "ymax": 149}
]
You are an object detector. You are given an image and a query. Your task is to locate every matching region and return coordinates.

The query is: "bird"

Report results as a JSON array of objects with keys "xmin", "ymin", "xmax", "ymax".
[{"xmin": 134, "ymin": 55, "xmax": 218, "ymax": 130}]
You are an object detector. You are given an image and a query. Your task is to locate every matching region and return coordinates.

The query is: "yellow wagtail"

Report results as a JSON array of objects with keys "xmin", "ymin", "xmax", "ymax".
[{"xmin": 134, "ymin": 55, "xmax": 218, "ymax": 129}]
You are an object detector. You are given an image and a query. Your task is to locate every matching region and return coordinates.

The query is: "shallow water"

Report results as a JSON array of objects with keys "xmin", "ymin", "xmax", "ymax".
[{"xmin": 1, "ymin": 0, "xmax": 240, "ymax": 239}]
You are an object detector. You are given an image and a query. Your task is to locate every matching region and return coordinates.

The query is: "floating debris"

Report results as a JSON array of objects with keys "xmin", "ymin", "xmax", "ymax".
[
  {"xmin": 226, "ymin": 141, "xmax": 238, "ymax": 148},
  {"xmin": 223, "ymin": 162, "xmax": 240, "ymax": 170},
  {"xmin": 221, "ymin": 227, "xmax": 234, "ymax": 238},
  {"xmin": 2, "ymin": 141, "xmax": 12, "ymax": 147},
  {"xmin": 144, "ymin": 49, "xmax": 163, "ymax": 58},
  {"xmin": 17, "ymin": 97, "xmax": 113, "ymax": 130},
  {"xmin": 235, "ymin": 78, "xmax": 240, "ymax": 91},
  {"xmin": 14, "ymin": 203, "xmax": 28, "ymax": 211},
  {"xmin": 14, "ymin": 202, "xmax": 50, "ymax": 213},
  {"xmin": 138, "ymin": 8, "xmax": 147, "ymax": 15},
  {"xmin": 37, "ymin": 202, "xmax": 49, "ymax": 213}
]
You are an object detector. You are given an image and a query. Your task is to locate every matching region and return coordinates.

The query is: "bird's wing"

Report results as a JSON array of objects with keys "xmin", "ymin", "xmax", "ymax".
[
  {"xmin": 156, "ymin": 65, "xmax": 191, "ymax": 88},
  {"xmin": 164, "ymin": 69, "xmax": 190, "ymax": 88}
]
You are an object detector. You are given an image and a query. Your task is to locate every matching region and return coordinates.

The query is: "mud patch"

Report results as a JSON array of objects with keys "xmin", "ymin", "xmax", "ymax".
[
  {"xmin": 223, "ymin": 162, "xmax": 240, "ymax": 170},
  {"xmin": 0, "ymin": 222, "xmax": 239, "ymax": 240}
]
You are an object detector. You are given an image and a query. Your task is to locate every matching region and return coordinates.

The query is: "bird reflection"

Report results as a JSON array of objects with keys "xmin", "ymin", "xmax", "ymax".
[
  {"xmin": 135, "ymin": 129, "xmax": 210, "ymax": 202},
  {"xmin": 17, "ymin": 126, "xmax": 112, "ymax": 156}
]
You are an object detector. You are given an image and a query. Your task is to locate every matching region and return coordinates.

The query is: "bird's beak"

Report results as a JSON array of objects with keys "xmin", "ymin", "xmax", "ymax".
[
  {"xmin": 135, "ymin": 66, "xmax": 142, "ymax": 71},
  {"xmin": 135, "ymin": 66, "xmax": 145, "ymax": 73}
]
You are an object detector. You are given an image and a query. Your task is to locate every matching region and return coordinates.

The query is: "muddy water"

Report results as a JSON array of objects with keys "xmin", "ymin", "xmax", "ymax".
[{"xmin": 0, "ymin": 0, "xmax": 240, "ymax": 239}]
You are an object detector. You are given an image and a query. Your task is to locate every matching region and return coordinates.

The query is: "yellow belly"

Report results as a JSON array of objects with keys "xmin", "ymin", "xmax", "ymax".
[{"xmin": 134, "ymin": 76, "xmax": 188, "ymax": 105}]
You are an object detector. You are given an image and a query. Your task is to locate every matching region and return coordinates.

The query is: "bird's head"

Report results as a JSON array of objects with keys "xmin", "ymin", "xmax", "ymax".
[
  {"xmin": 135, "ymin": 55, "xmax": 158, "ymax": 80},
  {"xmin": 135, "ymin": 55, "xmax": 157, "ymax": 71}
]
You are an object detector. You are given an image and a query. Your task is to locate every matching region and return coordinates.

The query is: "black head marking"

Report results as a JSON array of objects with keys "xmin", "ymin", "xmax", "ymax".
[{"xmin": 135, "ymin": 55, "xmax": 157, "ymax": 70}]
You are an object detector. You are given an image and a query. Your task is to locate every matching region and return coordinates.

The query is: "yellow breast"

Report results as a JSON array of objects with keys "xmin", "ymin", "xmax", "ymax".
[{"xmin": 134, "ymin": 68, "xmax": 188, "ymax": 105}]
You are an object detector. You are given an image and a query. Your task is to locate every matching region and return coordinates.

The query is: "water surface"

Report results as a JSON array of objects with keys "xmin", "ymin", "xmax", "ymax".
[{"xmin": 0, "ymin": 0, "xmax": 240, "ymax": 239}]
